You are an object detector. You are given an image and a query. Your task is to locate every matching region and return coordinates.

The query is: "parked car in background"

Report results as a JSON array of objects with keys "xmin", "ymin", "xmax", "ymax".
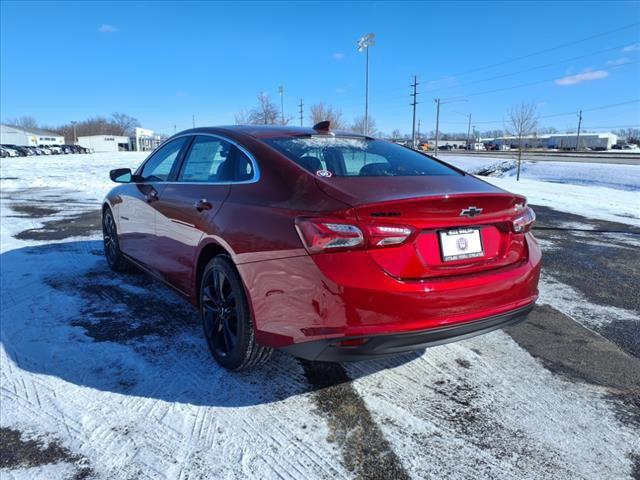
[
  {"xmin": 0, "ymin": 148, "xmax": 7, "ymax": 158},
  {"xmin": 4, "ymin": 145, "xmax": 29, "ymax": 156},
  {"xmin": 438, "ymin": 145, "xmax": 453, "ymax": 151},
  {"xmin": 103, "ymin": 123, "xmax": 540, "ymax": 371},
  {"xmin": 1, "ymin": 146, "xmax": 19, "ymax": 157}
]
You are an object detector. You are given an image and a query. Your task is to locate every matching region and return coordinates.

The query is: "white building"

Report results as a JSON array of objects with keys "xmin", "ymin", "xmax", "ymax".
[
  {"xmin": 426, "ymin": 139, "xmax": 468, "ymax": 148},
  {"xmin": 489, "ymin": 132, "xmax": 618, "ymax": 150},
  {"xmin": 133, "ymin": 127, "xmax": 163, "ymax": 151},
  {"xmin": 77, "ymin": 135, "xmax": 130, "ymax": 153},
  {"xmin": 0, "ymin": 124, "xmax": 64, "ymax": 146}
]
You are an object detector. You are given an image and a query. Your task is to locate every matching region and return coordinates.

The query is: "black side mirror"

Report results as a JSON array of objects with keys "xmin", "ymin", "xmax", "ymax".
[{"xmin": 110, "ymin": 168, "xmax": 132, "ymax": 183}]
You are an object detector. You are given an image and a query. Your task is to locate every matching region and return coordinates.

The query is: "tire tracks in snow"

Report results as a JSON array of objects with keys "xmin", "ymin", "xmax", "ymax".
[{"xmin": 300, "ymin": 360, "xmax": 410, "ymax": 480}]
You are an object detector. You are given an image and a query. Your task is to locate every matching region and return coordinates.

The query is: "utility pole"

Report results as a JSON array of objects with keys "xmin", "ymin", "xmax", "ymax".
[
  {"xmin": 417, "ymin": 119, "xmax": 421, "ymax": 147},
  {"xmin": 466, "ymin": 114, "xmax": 472, "ymax": 149},
  {"xmin": 575, "ymin": 109, "xmax": 583, "ymax": 151},
  {"xmin": 410, "ymin": 75, "xmax": 419, "ymax": 148},
  {"xmin": 279, "ymin": 85, "xmax": 285, "ymax": 124},
  {"xmin": 434, "ymin": 98, "xmax": 441, "ymax": 156},
  {"xmin": 299, "ymin": 99, "xmax": 304, "ymax": 126},
  {"xmin": 71, "ymin": 121, "xmax": 77, "ymax": 144},
  {"xmin": 192, "ymin": 115, "xmax": 195, "ymax": 128}
]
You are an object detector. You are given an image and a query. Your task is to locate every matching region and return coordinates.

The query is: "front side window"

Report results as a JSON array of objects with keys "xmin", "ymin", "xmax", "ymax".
[
  {"xmin": 265, "ymin": 136, "xmax": 462, "ymax": 177},
  {"xmin": 179, "ymin": 136, "xmax": 255, "ymax": 183},
  {"xmin": 140, "ymin": 137, "xmax": 187, "ymax": 181}
]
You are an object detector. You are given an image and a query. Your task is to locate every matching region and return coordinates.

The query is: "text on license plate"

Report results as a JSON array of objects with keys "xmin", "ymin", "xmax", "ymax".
[{"xmin": 439, "ymin": 228, "xmax": 484, "ymax": 261}]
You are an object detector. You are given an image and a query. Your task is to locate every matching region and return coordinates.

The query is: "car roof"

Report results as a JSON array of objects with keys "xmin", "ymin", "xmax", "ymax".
[{"xmin": 174, "ymin": 125, "xmax": 369, "ymax": 140}]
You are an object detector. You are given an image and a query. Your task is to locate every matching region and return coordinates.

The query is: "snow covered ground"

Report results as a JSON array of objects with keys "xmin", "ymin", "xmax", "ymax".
[
  {"xmin": 443, "ymin": 155, "xmax": 640, "ymax": 226},
  {"xmin": 1, "ymin": 152, "xmax": 639, "ymax": 479}
]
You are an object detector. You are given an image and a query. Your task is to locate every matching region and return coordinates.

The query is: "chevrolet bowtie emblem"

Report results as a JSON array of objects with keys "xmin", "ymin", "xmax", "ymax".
[{"xmin": 460, "ymin": 206, "xmax": 483, "ymax": 218}]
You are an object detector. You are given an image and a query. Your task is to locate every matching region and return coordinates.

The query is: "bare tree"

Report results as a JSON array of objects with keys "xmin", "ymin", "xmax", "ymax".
[
  {"xmin": 351, "ymin": 115, "xmax": 377, "ymax": 136},
  {"xmin": 234, "ymin": 109, "xmax": 250, "ymax": 125},
  {"xmin": 505, "ymin": 103, "xmax": 538, "ymax": 181},
  {"xmin": 615, "ymin": 128, "xmax": 640, "ymax": 145},
  {"xmin": 5, "ymin": 116, "xmax": 38, "ymax": 130},
  {"xmin": 391, "ymin": 129, "xmax": 402, "ymax": 139},
  {"xmin": 539, "ymin": 126, "xmax": 558, "ymax": 134},
  {"xmin": 111, "ymin": 113, "xmax": 140, "ymax": 136},
  {"xmin": 308, "ymin": 102, "xmax": 345, "ymax": 129},
  {"xmin": 235, "ymin": 93, "xmax": 283, "ymax": 125}
]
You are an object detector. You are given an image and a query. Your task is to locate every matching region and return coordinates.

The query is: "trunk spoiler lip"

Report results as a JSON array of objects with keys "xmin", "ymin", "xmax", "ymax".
[
  {"xmin": 314, "ymin": 172, "xmax": 525, "ymax": 208},
  {"xmin": 317, "ymin": 182, "xmax": 526, "ymax": 211}
]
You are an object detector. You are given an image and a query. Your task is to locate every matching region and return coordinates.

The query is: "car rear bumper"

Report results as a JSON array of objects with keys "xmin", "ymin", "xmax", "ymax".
[
  {"xmin": 239, "ymin": 233, "xmax": 541, "ymax": 351},
  {"xmin": 280, "ymin": 303, "xmax": 534, "ymax": 361}
]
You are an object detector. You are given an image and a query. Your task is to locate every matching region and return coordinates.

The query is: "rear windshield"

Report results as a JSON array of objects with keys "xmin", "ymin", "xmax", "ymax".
[{"xmin": 264, "ymin": 136, "xmax": 461, "ymax": 177}]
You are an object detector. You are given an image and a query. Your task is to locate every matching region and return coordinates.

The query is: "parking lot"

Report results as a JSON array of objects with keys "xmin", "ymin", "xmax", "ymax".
[{"xmin": 1, "ymin": 152, "xmax": 639, "ymax": 479}]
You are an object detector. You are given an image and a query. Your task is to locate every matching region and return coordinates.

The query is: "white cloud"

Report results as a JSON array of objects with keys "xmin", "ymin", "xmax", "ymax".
[
  {"xmin": 554, "ymin": 69, "xmax": 609, "ymax": 86},
  {"xmin": 622, "ymin": 42, "xmax": 640, "ymax": 52},
  {"xmin": 98, "ymin": 24, "xmax": 118, "ymax": 33},
  {"xmin": 606, "ymin": 58, "xmax": 631, "ymax": 66},
  {"xmin": 332, "ymin": 52, "xmax": 345, "ymax": 60}
]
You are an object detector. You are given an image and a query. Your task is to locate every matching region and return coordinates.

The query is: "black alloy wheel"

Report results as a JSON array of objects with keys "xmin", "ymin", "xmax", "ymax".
[
  {"xmin": 102, "ymin": 208, "xmax": 130, "ymax": 272},
  {"xmin": 200, "ymin": 256, "xmax": 272, "ymax": 370}
]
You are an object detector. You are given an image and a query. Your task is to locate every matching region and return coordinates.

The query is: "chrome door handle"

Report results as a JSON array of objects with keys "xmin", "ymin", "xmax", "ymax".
[
  {"xmin": 145, "ymin": 190, "xmax": 158, "ymax": 203},
  {"xmin": 194, "ymin": 199, "xmax": 213, "ymax": 212}
]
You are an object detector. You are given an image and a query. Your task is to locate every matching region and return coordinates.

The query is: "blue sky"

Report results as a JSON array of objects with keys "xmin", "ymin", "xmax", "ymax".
[{"xmin": 1, "ymin": 1, "xmax": 639, "ymax": 135}]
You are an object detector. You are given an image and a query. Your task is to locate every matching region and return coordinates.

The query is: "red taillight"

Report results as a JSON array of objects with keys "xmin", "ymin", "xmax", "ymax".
[
  {"xmin": 295, "ymin": 218, "xmax": 414, "ymax": 253},
  {"xmin": 295, "ymin": 219, "xmax": 364, "ymax": 253},
  {"xmin": 365, "ymin": 224, "xmax": 414, "ymax": 247},
  {"xmin": 512, "ymin": 206, "xmax": 536, "ymax": 233}
]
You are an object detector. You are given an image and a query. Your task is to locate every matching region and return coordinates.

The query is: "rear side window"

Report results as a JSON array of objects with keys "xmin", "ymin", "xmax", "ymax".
[
  {"xmin": 179, "ymin": 135, "xmax": 255, "ymax": 183},
  {"xmin": 140, "ymin": 138, "xmax": 187, "ymax": 181},
  {"xmin": 265, "ymin": 136, "xmax": 461, "ymax": 177}
]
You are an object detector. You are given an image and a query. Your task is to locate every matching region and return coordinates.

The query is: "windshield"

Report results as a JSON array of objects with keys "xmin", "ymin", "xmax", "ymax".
[{"xmin": 265, "ymin": 136, "xmax": 462, "ymax": 177}]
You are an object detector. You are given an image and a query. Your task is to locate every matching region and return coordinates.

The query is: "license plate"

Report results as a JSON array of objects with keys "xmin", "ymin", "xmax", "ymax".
[{"xmin": 439, "ymin": 228, "xmax": 484, "ymax": 261}]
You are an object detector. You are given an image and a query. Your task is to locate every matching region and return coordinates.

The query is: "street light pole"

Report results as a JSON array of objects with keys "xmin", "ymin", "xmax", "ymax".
[
  {"xmin": 434, "ymin": 98, "xmax": 441, "ymax": 156},
  {"xmin": 357, "ymin": 33, "xmax": 375, "ymax": 136},
  {"xmin": 365, "ymin": 47, "xmax": 369, "ymax": 135}
]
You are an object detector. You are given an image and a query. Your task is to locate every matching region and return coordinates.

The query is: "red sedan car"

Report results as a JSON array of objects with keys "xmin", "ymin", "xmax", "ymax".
[{"xmin": 103, "ymin": 123, "xmax": 540, "ymax": 370}]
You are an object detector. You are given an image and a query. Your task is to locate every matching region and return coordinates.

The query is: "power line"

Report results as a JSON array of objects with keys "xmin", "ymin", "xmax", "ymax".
[
  {"xmin": 434, "ymin": 99, "xmax": 640, "ymax": 130},
  {"xmin": 448, "ymin": 22, "xmax": 640, "ymax": 78},
  {"xmin": 446, "ymin": 60, "xmax": 638, "ymax": 100},
  {"xmin": 426, "ymin": 43, "xmax": 635, "ymax": 94}
]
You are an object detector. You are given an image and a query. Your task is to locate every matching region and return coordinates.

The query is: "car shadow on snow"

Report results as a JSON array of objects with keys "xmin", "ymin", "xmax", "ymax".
[{"xmin": 0, "ymin": 241, "xmax": 419, "ymax": 407}]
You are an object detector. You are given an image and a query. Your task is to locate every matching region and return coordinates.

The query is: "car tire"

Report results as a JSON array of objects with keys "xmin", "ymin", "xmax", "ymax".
[
  {"xmin": 102, "ymin": 208, "xmax": 131, "ymax": 272},
  {"xmin": 200, "ymin": 255, "xmax": 272, "ymax": 371}
]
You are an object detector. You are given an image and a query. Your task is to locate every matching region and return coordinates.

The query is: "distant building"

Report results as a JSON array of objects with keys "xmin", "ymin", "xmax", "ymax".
[
  {"xmin": 426, "ymin": 139, "xmax": 468, "ymax": 148},
  {"xmin": 488, "ymin": 132, "xmax": 618, "ymax": 150},
  {"xmin": 132, "ymin": 127, "xmax": 163, "ymax": 151},
  {"xmin": 0, "ymin": 124, "xmax": 64, "ymax": 146},
  {"xmin": 77, "ymin": 135, "xmax": 130, "ymax": 152}
]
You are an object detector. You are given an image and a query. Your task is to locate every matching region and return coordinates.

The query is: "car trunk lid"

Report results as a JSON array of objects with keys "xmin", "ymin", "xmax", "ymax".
[{"xmin": 317, "ymin": 176, "xmax": 528, "ymax": 279}]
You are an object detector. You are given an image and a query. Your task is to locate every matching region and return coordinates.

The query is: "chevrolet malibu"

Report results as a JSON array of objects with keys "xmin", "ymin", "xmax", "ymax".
[{"xmin": 103, "ymin": 123, "xmax": 541, "ymax": 370}]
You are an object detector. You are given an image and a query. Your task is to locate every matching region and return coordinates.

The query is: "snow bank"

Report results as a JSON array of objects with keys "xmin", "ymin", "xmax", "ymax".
[{"xmin": 440, "ymin": 155, "xmax": 640, "ymax": 226}]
